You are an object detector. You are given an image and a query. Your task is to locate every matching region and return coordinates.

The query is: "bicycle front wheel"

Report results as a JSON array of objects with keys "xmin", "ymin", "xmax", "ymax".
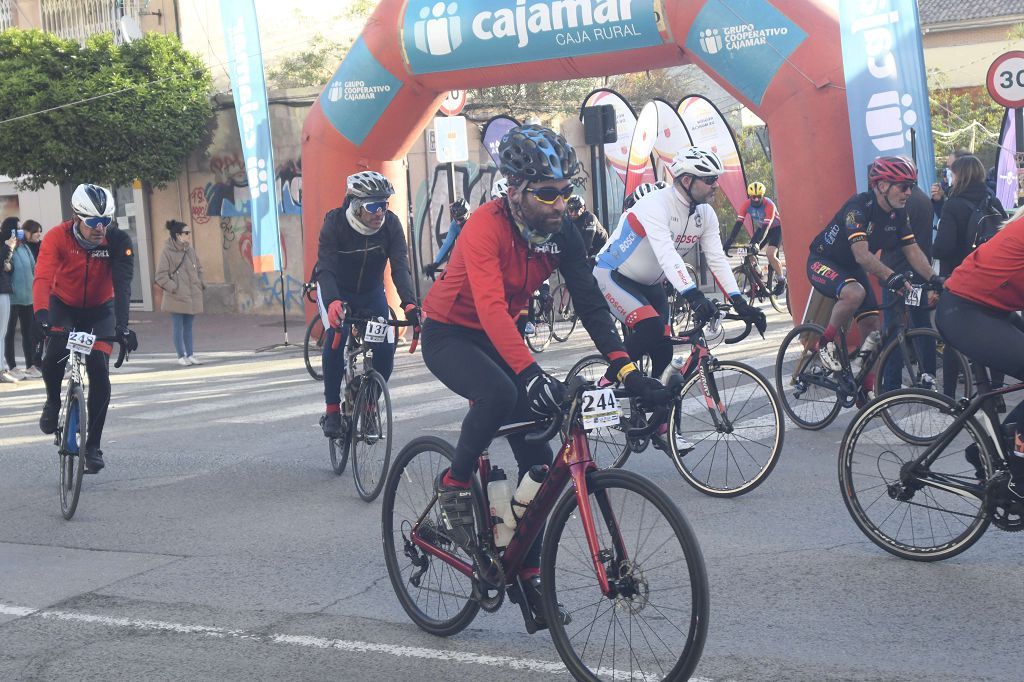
[
  {"xmin": 542, "ymin": 468, "xmax": 708, "ymax": 681},
  {"xmin": 59, "ymin": 384, "xmax": 87, "ymax": 520},
  {"xmin": 839, "ymin": 389, "xmax": 993, "ymax": 561},
  {"xmin": 351, "ymin": 370, "xmax": 392, "ymax": 502},
  {"xmin": 775, "ymin": 323, "xmax": 842, "ymax": 430},
  {"xmin": 550, "ymin": 284, "xmax": 578, "ymax": 342},
  {"xmin": 564, "ymin": 354, "xmax": 633, "ymax": 469},
  {"xmin": 304, "ymin": 316, "xmax": 326, "ymax": 381},
  {"xmin": 668, "ymin": 360, "xmax": 784, "ymax": 497},
  {"xmin": 382, "ymin": 437, "xmax": 481, "ymax": 636}
]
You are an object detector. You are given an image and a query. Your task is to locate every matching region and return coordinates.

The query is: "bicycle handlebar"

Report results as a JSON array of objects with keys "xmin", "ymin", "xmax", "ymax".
[
  {"xmin": 674, "ymin": 302, "xmax": 754, "ymax": 344},
  {"xmin": 329, "ymin": 308, "xmax": 421, "ymax": 353},
  {"xmin": 46, "ymin": 328, "xmax": 131, "ymax": 368}
]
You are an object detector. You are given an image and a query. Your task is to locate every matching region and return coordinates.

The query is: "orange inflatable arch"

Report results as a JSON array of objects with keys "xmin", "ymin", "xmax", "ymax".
[{"xmin": 303, "ymin": 0, "xmax": 853, "ymax": 322}]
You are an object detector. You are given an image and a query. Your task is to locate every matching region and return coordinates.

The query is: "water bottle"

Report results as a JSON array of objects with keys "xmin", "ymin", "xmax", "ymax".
[
  {"xmin": 511, "ymin": 465, "xmax": 548, "ymax": 522},
  {"xmin": 660, "ymin": 356, "xmax": 686, "ymax": 383},
  {"xmin": 851, "ymin": 331, "xmax": 881, "ymax": 376},
  {"xmin": 487, "ymin": 466, "xmax": 515, "ymax": 548}
]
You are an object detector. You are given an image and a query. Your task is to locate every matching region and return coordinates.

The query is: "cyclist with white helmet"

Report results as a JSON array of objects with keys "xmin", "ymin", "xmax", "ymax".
[
  {"xmin": 725, "ymin": 181, "xmax": 786, "ymax": 295},
  {"xmin": 315, "ymin": 171, "xmax": 420, "ymax": 439},
  {"xmin": 622, "ymin": 181, "xmax": 667, "ymax": 210},
  {"xmin": 424, "ymin": 198, "xmax": 470, "ymax": 280},
  {"xmin": 491, "ymin": 176, "xmax": 508, "ymax": 200},
  {"xmin": 33, "ymin": 184, "xmax": 138, "ymax": 474},
  {"xmin": 593, "ymin": 147, "xmax": 767, "ymax": 449}
]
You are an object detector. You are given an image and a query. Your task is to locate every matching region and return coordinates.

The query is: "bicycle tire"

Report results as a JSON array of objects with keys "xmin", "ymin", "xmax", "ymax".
[
  {"xmin": 838, "ymin": 389, "xmax": 993, "ymax": 561},
  {"xmin": 352, "ymin": 370, "xmax": 392, "ymax": 502},
  {"xmin": 873, "ymin": 328, "xmax": 973, "ymax": 402},
  {"xmin": 524, "ymin": 301, "xmax": 553, "ymax": 353},
  {"xmin": 668, "ymin": 360, "xmax": 784, "ymax": 497},
  {"xmin": 382, "ymin": 436, "xmax": 482, "ymax": 636},
  {"xmin": 563, "ymin": 355, "xmax": 634, "ymax": 469},
  {"xmin": 550, "ymin": 284, "xmax": 578, "ymax": 342},
  {"xmin": 542, "ymin": 468, "xmax": 709, "ymax": 681},
  {"xmin": 59, "ymin": 384, "xmax": 86, "ymax": 520},
  {"xmin": 304, "ymin": 316, "xmax": 326, "ymax": 381},
  {"xmin": 775, "ymin": 323, "xmax": 843, "ymax": 430}
]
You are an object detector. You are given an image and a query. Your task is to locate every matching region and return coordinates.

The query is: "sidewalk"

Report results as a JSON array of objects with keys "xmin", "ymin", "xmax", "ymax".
[{"xmin": 126, "ymin": 312, "xmax": 309, "ymax": 355}]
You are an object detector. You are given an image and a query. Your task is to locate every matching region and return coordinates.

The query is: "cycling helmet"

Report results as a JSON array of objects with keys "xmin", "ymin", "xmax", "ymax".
[
  {"xmin": 668, "ymin": 147, "xmax": 724, "ymax": 179},
  {"xmin": 71, "ymin": 184, "xmax": 115, "ymax": 218},
  {"xmin": 566, "ymin": 195, "xmax": 585, "ymax": 213},
  {"xmin": 498, "ymin": 124, "xmax": 580, "ymax": 182},
  {"xmin": 450, "ymin": 198, "xmax": 470, "ymax": 221},
  {"xmin": 747, "ymin": 181, "xmax": 767, "ymax": 198},
  {"xmin": 868, "ymin": 156, "xmax": 917, "ymax": 188},
  {"xmin": 491, "ymin": 176, "xmax": 509, "ymax": 199},
  {"xmin": 346, "ymin": 171, "xmax": 394, "ymax": 199},
  {"xmin": 623, "ymin": 182, "xmax": 665, "ymax": 209}
]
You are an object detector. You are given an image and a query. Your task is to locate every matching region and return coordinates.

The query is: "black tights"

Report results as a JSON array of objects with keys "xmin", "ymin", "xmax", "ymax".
[{"xmin": 626, "ymin": 317, "xmax": 673, "ymax": 380}]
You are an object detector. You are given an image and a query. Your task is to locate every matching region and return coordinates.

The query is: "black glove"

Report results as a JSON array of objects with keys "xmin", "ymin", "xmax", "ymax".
[
  {"xmin": 622, "ymin": 369, "xmax": 669, "ymax": 411},
  {"xmin": 928, "ymin": 274, "xmax": 945, "ymax": 289},
  {"xmin": 117, "ymin": 326, "xmax": 139, "ymax": 353},
  {"xmin": 884, "ymin": 271, "xmax": 909, "ymax": 293},
  {"xmin": 403, "ymin": 303, "xmax": 421, "ymax": 328},
  {"xmin": 682, "ymin": 287, "xmax": 718, "ymax": 328},
  {"xmin": 423, "ymin": 263, "xmax": 438, "ymax": 279},
  {"xmin": 520, "ymin": 363, "xmax": 566, "ymax": 417},
  {"xmin": 34, "ymin": 309, "xmax": 49, "ymax": 337},
  {"xmin": 730, "ymin": 294, "xmax": 768, "ymax": 336}
]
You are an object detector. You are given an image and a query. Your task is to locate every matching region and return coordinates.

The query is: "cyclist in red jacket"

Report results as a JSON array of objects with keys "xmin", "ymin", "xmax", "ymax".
[
  {"xmin": 421, "ymin": 124, "xmax": 664, "ymax": 629},
  {"xmin": 33, "ymin": 184, "xmax": 138, "ymax": 474}
]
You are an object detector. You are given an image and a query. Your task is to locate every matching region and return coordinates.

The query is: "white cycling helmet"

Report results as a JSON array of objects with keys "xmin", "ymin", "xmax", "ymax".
[
  {"xmin": 668, "ymin": 147, "xmax": 724, "ymax": 179},
  {"xmin": 491, "ymin": 176, "xmax": 509, "ymax": 199},
  {"xmin": 71, "ymin": 184, "xmax": 115, "ymax": 218},
  {"xmin": 346, "ymin": 171, "xmax": 394, "ymax": 200},
  {"xmin": 624, "ymin": 181, "xmax": 668, "ymax": 209}
]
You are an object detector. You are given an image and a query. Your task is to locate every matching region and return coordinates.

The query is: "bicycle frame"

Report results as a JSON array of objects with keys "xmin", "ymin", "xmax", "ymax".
[{"xmin": 667, "ymin": 330, "xmax": 731, "ymax": 431}]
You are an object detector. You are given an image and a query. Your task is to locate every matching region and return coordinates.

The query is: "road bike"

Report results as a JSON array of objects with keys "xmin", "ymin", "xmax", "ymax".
[
  {"xmin": 566, "ymin": 304, "xmax": 784, "ymax": 497},
  {"xmin": 775, "ymin": 283, "xmax": 972, "ymax": 430},
  {"xmin": 382, "ymin": 376, "xmax": 708, "ymax": 681},
  {"xmin": 302, "ymin": 281, "xmax": 325, "ymax": 381},
  {"xmin": 549, "ymin": 283, "xmax": 578, "ymax": 343},
  {"xmin": 838, "ymin": 359, "xmax": 1023, "ymax": 561},
  {"xmin": 48, "ymin": 329, "xmax": 129, "ymax": 519},
  {"xmin": 523, "ymin": 287, "xmax": 554, "ymax": 352},
  {"xmin": 732, "ymin": 244, "xmax": 788, "ymax": 314},
  {"xmin": 324, "ymin": 309, "xmax": 417, "ymax": 502}
]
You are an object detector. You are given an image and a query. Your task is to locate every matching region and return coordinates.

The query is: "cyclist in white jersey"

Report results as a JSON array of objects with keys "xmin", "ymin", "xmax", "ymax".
[{"xmin": 594, "ymin": 147, "xmax": 767, "ymax": 382}]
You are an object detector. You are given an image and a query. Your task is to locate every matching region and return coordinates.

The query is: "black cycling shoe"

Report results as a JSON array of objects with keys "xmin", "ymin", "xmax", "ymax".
[
  {"xmin": 772, "ymin": 279, "xmax": 787, "ymax": 297},
  {"xmin": 522, "ymin": 575, "xmax": 571, "ymax": 629},
  {"xmin": 434, "ymin": 468, "xmax": 477, "ymax": 551},
  {"xmin": 39, "ymin": 399, "xmax": 60, "ymax": 435},
  {"xmin": 83, "ymin": 447, "xmax": 104, "ymax": 474},
  {"xmin": 964, "ymin": 444, "xmax": 986, "ymax": 482},
  {"xmin": 320, "ymin": 412, "xmax": 344, "ymax": 439}
]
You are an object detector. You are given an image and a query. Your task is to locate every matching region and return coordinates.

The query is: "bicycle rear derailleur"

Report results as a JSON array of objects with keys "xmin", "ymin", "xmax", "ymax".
[{"xmin": 985, "ymin": 472, "xmax": 1024, "ymax": 532}]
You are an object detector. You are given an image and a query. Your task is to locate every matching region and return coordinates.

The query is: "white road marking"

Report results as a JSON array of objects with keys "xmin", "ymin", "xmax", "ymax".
[{"xmin": 0, "ymin": 603, "xmax": 712, "ymax": 681}]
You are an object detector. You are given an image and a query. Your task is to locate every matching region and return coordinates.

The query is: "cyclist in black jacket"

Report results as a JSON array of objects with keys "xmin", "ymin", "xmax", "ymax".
[{"xmin": 315, "ymin": 171, "xmax": 420, "ymax": 438}]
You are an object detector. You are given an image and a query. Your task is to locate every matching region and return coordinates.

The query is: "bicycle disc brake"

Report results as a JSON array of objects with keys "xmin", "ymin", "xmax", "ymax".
[
  {"xmin": 471, "ymin": 548, "xmax": 505, "ymax": 612},
  {"xmin": 985, "ymin": 473, "xmax": 1024, "ymax": 532}
]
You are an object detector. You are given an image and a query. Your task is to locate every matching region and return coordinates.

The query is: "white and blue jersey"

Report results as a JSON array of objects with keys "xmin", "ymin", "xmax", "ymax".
[{"xmin": 595, "ymin": 185, "xmax": 739, "ymax": 296}]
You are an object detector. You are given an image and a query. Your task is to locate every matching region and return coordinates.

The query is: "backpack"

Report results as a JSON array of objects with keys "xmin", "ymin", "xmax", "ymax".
[{"xmin": 965, "ymin": 195, "xmax": 1008, "ymax": 250}]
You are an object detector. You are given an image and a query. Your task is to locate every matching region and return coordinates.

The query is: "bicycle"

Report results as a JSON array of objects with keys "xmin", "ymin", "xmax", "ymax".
[
  {"xmin": 548, "ymin": 283, "xmax": 578, "ymax": 343},
  {"xmin": 382, "ymin": 376, "xmax": 708, "ymax": 680},
  {"xmin": 48, "ymin": 328, "xmax": 130, "ymax": 519},
  {"xmin": 302, "ymin": 281, "xmax": 325, "ymax": 381},
  {"xmin": 323, "ymin": 308, "xmax": 418, "ymax": 502},
  {"xmin": 522, "ymin": 287, "xmax": 554, "ymax": 352},
  {"xmin": 566, "ymin": 304, "xmax": 783, "ymax": 497},
  {"xmin": 775, "ymin": 282, "xmax": 973, "ymax": 430},
  {"xmin": 732, "ymin": 244, "xmax": 788, "ymax": 314},
  {"xmin": 838, "ymin": 361, "xmax": 1023, "ymax": 561}
]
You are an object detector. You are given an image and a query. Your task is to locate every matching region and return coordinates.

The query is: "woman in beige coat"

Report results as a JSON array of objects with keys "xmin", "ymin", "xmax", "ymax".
[{"xmin": 155, "ymin": 220, "xmax": 205, "ymax": 366}]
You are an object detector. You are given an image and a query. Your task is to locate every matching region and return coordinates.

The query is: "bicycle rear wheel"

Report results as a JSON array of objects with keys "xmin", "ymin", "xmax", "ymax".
[
  {"xmin": 304, "ymin": 316, "xmax": 326, "ymax": 381},
  {"xmin": 524, "ymin": 301, "xmax": 553, "ymax": 352},
  {"xmin": 59, "ymin": 384, "xmax": 86, "ymax": 520},
  {"xmin": 564, "ymin": 355, "xmax": 634, "ymax": 468},
  {"xmin": 668, "ymin": 360, "xmax": 784, "ymax": 497},
  {"xmin": 775, "ymin": 323, "xmax": 843, "ymax": 430},
  {"xmin": 542, "ymin": 468, "xmax": 708, "ymax": 681},
  {"xmin": 839, "ymin": 389, "xmax": 993, "ymax": 561},
  {"xmin": 382, "ymin": 437, "xmax": 481, "ymax": 636},
  {"xmin": 874, "ymin": 328, "xmax": 973, "ymax": 401},
  {"xmin": 351, "ymin": 370, "xmax": 392, "ymax": 502},
  {"xmin": 550, "ymin": 284, "xmax": 578, "ymax": 342}
]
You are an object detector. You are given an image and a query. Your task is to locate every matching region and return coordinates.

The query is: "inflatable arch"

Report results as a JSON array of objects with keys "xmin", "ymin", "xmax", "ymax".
[{"xmin": 303, "ymin": 0, "xmax": 853, "ymax": 321}]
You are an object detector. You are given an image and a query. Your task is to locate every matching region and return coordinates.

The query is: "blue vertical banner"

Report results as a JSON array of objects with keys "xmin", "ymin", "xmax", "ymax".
[
  {"xmin": 220, "ymin": 0, "xmax": 281, "ymax": 272},
  {"xmin": 839, "ymin": 1, "xmax": 936, "ymax": 194}
]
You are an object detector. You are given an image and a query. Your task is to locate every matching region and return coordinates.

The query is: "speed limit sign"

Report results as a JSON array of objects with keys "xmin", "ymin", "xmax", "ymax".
[{"xmin": 987, "ymin": 51, "xmax": 1024, "ymax": 108}]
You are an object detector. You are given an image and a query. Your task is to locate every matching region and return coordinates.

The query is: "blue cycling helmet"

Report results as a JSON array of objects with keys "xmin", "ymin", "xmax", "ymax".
[{"xmin": 498, "ymin": 125, "xmax": 580, "ymax": 183}]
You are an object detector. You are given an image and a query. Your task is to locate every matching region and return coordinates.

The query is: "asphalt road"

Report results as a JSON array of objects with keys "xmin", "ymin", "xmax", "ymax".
[{"xmin": 1, "ymin": 309, "xmax": 1021, "ymax": 681}]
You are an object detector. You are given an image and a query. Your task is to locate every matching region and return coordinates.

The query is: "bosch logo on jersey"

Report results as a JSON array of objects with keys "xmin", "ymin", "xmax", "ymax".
[
  {"xmin": 674, "ymin": 233, "xmax": 699, "ymax": 246},
  {"xmin": 617, "ymin": 231, "xmax": 639, "ymax": 253},
  {"xmin": 604, "ymin": 292, "xmax": 628, "ymax": 319}
]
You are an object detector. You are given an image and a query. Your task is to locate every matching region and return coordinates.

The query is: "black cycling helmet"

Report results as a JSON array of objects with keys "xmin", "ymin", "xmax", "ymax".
[
  {"xmin": 566, "ymin": 195, "xmax": 585, "ymax": 213},
  {"xmin": 498, "ymin": 124, "xmax": 580, "ymax": 183},
  {"xmin": 450, "ymin": 198, "xmax": 470, "ymax": 221}
]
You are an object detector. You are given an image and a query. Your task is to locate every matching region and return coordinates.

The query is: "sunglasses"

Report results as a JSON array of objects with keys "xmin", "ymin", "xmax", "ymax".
[
  {"xmin": 891, "ymin": 182, "xmax": 915, "ymax": 193},
  {"xmin": 696, "ymin": 175, "xmax": 719, "ymax": 185},
  {"xmin": 79, "ymin": 215, "xmax": 113, "ymax": 229},
  {"xmin": 526, "ymin": 185, "xmax": 575, "ymax": 204},
  {"xmin": 361, "ymin": 200, "xmax": 389, "ymax": 213}
]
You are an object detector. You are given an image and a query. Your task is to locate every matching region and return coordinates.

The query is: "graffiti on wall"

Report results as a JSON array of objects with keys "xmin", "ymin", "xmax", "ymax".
[
  {"xmin": 414, "ymin": 162, "xmax": 498, "ymax": 275},
  {"xmin": 254, "ymin": 272, "xmax": 305, "ymax": 312},
  {"xmin": 196, "ymin": 154, "xmax": 303, "ymax": 218}
]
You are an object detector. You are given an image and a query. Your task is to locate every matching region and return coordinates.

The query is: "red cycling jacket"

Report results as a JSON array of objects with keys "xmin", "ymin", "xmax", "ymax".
[
  {"xmin": 945, "ymin": 214, "xmax": 1024, "ymax": 313},
  {"xmin": 424, "ymin": 199, "xmax": 626, "ymax": 374},
  {"xmin": 33, "ymin": 220, "xmax": 133, "ymax": 317}
]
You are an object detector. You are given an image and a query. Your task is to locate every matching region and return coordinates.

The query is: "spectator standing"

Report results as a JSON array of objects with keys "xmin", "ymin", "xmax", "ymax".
[
  {"xmin": 155, "ymin": 220, "xmax": 205, "ymax": 366},
  {"xmin": 21, "ymin": 220, "xmax": 42, "ymax": 259},
  {"xmin": 0, "ymin": 218, "xmax": 15, "ymax": 382},
  {"xmin": 4, "ymin": 218, "xmax": 39, "ymax": 379}
]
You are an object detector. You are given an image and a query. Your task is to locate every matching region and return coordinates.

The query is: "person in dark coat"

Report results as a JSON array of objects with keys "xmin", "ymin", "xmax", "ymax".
[{"xmin": 933, "ymin": 154, "xmax": 1006, "ymax": 276}]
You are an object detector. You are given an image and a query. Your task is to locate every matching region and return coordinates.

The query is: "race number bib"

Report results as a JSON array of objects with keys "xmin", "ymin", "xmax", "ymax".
[
  {"xmin": 904, "ymin": 285, "xmax": 923, "ymax": 307},
  {"xmin": 581, "ymin": 388, "xmax": 622, "ymax": 430},
  {"xmin": 66, "ymin": 331, "xmax": 97, "ymax": 354},
  {"xmin": 363, "ymin": 319, "xmax": 389, "ymax": 343}
]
